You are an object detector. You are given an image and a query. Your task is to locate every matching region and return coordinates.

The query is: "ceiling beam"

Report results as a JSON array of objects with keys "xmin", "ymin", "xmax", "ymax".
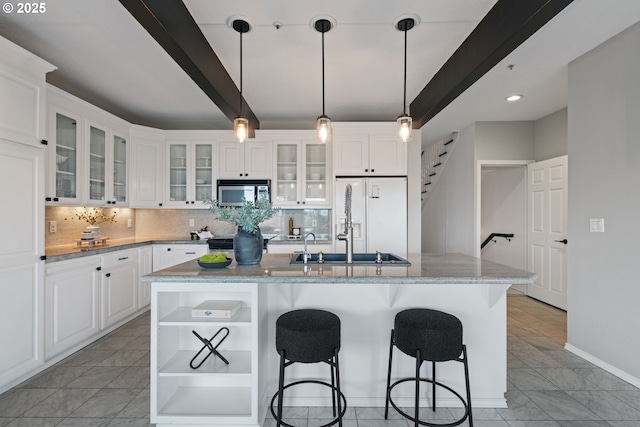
[
  {"xmin": 411, "ymin": 0, "xmax": 574, "ymax": 129},
  {"xmin": 118, "ymin": 0, "xmax": 259, "ymax": 136}
]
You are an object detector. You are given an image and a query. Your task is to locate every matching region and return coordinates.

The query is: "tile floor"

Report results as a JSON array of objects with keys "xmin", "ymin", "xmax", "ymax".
[{"xmin": 1, "ymin": 295, "xmax": 639, "ymax": 426}]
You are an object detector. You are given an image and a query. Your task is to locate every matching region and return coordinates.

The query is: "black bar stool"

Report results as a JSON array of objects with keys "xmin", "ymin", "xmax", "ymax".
[
  {"xmin": 270, "ymin": 309, "xmax": 346, "ymax": 427},
  {"xmin": 385, "ymin": 308, "xmax": 473, "ymax": 427}
]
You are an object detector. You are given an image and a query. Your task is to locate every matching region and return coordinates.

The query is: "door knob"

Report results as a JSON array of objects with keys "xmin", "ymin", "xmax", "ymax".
[{"xmin": 554, "ymin": 239, "xmax": 568, "ymax": 244}]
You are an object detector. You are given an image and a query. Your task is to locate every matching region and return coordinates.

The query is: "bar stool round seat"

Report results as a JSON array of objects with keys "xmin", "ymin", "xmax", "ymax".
[
  {"xmin": 271, "ymin": 309, "xmax": 346, "ymax": 427},
  {"xmin": 385, "ymin": 308, "xmax": 473, "ymax": 427}
]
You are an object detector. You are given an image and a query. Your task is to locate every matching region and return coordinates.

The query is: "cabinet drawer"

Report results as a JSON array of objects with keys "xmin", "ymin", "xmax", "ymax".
[{"xmin": 101, "ymin": 249, "xmax": 139, "ymax": 269}]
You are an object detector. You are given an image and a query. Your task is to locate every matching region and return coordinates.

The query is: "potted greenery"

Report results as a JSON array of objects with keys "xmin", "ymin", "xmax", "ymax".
[{"xmin": 207, "ymin": 198, "xmax": 279, "ymax": 265}]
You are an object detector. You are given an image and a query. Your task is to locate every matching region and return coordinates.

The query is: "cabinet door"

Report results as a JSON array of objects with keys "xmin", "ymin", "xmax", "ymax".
[
  {"xmin": 45, "ymin": 258, "xmax": 100, "ymax": 359},
  {"xmin": 152, "ymin": 245, "xmax": 175, "ymax": 271},
  {"xmin": 303, "ymin": 142, "xmax": 329, "ymax": 206},
  {"xmin": 167, "ymin": 142, "xmax": 189, "ymax": 206},
  {"xmin": 192, "ymin": 142, "xmax": 214, "ymax": 204},
  {"xmin": 218, "ymin": 141, "xmax": 244, "ymax": 178},
  {"xmin": 369, "ymin": 135, "xmax": 406, "ymax": 175},
  {"xmin": 244, "ymin": 141, "xmax": 271, "ymax": 178},
  {"xmin": 138, "ymin": 246, "xmax": 153, "ymax": 308},
  {"xmin": 47, "ymin": 111, "xmax": 81, "ymax": 204},
  {"xmin": 0, "ymin": 140, "xmax": 44, "ymax": 388},
  {"xmin": 87, "ymin": 124, "xmax": 107, "ymax": 204},
  {"xmin": 0, "ymin": 66, "xmax": 47, "ymax": 147},
  {"xmin": 130, "ymin": 135, "xmax": 164, "ymax": 208},
  {"xmin": 273, "ymin": 142, "xmax": 300, "ymax": 206},
  {"xmin": 102, "ymin": 262, "xmax": 138, "ymax": 329},
  {"xmin": 110, "ymin": 133, "xmax": 127, "ymax": 205},
  {"xmin": 333, "ymin": 136, "xmax": 369, "ymax": 175}
]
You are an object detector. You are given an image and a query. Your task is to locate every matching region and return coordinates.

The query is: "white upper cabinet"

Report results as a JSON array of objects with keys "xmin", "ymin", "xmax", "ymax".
[
  {"xmin": 86, "ymin": 123, "xmax": 107, "ymax": 205},
  {"xmin": 46, "ymin": 109, "xmax": 82, "ymax": 204},
  {"xmin": 45, "ymin": 87, "xmax": 130, "ymax": 207},
  {"xmin": 165, "ymin": 140, "xmax": 215, "ymax": 208},
  {"xmin": 218, "ymin": 140, "xmax": 271, "ymax": 179},
  {"xmin": 0, "ymin": 37, "xmax": 55, "ymax": 147},
  {"xmin": 272, "ymin": 140, "xmax": 331, "ymax": 208},
  {"xmin": 333, "ymin": 134, "xmax": 406, "ymax": 176},
  {"xmin": 130, "ymin": 126, "xmax": 165, "ymax": 208},
  {"xmin": 83, "ymin": 122, "xmax": 129, "ymax": 207}
]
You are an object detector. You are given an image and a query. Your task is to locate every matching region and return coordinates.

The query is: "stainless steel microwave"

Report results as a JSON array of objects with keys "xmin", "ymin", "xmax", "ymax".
[{"xmin": 217, "ymin": 179, "xmax": 270, "ymax": 207}]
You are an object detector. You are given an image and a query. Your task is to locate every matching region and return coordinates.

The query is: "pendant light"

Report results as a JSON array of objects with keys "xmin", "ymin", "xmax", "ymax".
[
  {"xmin": 315, "ymin": 18, "xmax": 332, "ymax": 144},
  {"xmin": 396, "ymin": 17, "xmax": 415, "ymax": 143},
  {"xmin": 232, "ymin": 18, "xmax": 251, "ymax": 143}
]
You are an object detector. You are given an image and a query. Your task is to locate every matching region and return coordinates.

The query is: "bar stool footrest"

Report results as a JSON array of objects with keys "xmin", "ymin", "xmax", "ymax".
[
  {"xmin": 387, "ymin": 377, "xmax": 471, "ymax": 427},
  {"xmin": 270, "ymin": 379, "xmax": 347, "ymax": 427}
]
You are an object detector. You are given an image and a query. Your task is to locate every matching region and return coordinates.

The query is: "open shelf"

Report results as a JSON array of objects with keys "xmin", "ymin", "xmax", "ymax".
[
  {"xmin": 159, "ymin": 350, "xmax": 251, "ymax": 376},
  {"xmin": 159, "ymin": 307, "xmax": 252, "ymax": 325},
  {"xmin": 159, "ymin": 386, "xmax": 252, "ymax": 417}
]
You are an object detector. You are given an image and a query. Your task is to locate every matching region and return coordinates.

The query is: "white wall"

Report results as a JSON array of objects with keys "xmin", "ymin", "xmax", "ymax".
[
  {"xmin": 567, "ymin": 21, "xmax": 640, "ymax": 384},
  {"xmin": 534, "ymin": 108, "xmax": 568, "ymax": 161},
  {"xmin": 421, "ymin": 124, "xmax": 476, "ymax": 255},
  {"xmin": 480, "ymin": 167, "xmax": 527, "ymax": 273},
  {"xmin": 476, "ymin": 121, "xmax": 534, "ymax": 161},
  {"xmin": 407, "ymin": 129, "xmax": 422, "ymax": 253}
]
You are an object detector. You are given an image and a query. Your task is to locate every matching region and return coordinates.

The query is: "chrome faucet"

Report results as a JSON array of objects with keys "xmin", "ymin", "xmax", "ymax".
[
  {"xmin": 303, "ymin": 232, "xmax": 316, "ymax": 264},
  {"xmin": 336, "ymin": 184, "xmax": 354, "ymax": 263}
]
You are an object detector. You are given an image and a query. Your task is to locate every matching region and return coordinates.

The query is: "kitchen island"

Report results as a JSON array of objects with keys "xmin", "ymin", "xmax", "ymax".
[{"xmin": 144, "ymin": 253, "xmax": 535, "ymax": 427}]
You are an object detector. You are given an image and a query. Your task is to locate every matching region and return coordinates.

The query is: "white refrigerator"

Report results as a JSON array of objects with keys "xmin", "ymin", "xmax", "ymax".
[{"xmin": 334, "ymin": 177, "xmax": 408, "ymax": 256}]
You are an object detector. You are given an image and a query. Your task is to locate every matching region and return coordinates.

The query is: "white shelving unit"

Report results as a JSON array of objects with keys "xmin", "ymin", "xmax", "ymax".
[{"xmin": 151, "ymin": 282, "xmax": 266, "ymax": 427}]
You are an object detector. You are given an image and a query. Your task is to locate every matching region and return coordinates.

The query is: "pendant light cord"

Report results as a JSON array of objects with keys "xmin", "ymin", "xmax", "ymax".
[
  {"xmin": 322, "ymin": 30, "xmax": 326, "ymax": 116},
  {"xmin": 239, "ymin": 31, "xmax": 243, "ymax": 116},
  {"xmin": 403, "ymin": 27, "xmax": 407, "ymax": 115}
]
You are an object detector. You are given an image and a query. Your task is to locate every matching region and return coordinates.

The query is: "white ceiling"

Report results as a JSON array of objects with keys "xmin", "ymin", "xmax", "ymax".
[{"xmin": 1, "ymin": 1, "xmax": 640, "ymax": 146}]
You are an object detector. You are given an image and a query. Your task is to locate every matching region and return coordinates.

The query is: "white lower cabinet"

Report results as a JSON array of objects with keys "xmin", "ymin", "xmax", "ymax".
[
  {"xmin": 45, "ymin": 256, "xmax": 101, "ymax": 360},
  {"xmin": 151, "ymin": 282, "xmax": 265, "ymax": 426},
  {"xmin": 152, "ymin": 244, "xmax": 208, "ymax": 272},
  {"xmin": 101, "ymin": 249, "xmax": 139, "ymax": 329},
  {"xmin": 138, "ymin": 246, "xmax": 153, "ymax": 308}
]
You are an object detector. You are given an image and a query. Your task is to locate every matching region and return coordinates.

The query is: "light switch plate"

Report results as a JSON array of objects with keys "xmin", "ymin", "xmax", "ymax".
[
  {"xmin": 590, "ymin": 218, "xmax": 604, "ymax": 232},
  {"xmin": 49, "ymin": 221, "xmax": 57, "ymax": 233}
]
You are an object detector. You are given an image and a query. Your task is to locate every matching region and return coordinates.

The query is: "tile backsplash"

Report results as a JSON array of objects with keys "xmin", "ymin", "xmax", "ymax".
[
  {"xmin": 45, "ymin": 206, "xmax": 135, "ymax": 246},
  {"xmin": 46, "ymin": 206, "xmax": 332, "ymax": 246}
]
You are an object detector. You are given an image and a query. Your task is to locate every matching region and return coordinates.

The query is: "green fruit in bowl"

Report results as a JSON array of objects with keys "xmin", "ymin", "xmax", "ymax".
[{"xmin": 199, "ymin": 253, "xmax": 228, "ymax": 263}]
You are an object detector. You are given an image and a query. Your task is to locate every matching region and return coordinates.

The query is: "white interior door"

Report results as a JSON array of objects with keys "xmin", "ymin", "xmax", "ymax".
[{"xmin": 527, "ymin": 155, "xmax": 568, "ymax": 309}]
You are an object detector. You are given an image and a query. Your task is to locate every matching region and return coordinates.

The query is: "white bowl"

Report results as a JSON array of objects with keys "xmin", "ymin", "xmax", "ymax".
[
  {"xmin": 310, "ymin": 173, "xmax": 321, "ymax": 180},
  {"xmin": 284, "ymin": 172, "xmax": 295, "ymax": 180},
  {"xmin": 196, "ymin": 179, "xmax": 205, "ymax": 184}
]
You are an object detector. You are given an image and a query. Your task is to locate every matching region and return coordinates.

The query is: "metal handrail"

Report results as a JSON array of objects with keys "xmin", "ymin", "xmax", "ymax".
[{"xmin": 481, "ymin": 233, "xmax": 514, "ymax": 249}]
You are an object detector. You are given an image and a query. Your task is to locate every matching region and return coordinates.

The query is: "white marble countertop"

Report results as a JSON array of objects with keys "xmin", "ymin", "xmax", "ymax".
[{"xmin": 143, "ymin": 253, "xmax": 536, "ymax": 285}]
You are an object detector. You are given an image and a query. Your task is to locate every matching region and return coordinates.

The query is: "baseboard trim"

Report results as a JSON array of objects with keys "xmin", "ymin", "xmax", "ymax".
[{"xmin": 565, "ymin": 343, "xmax": 640, "ymax": 389}]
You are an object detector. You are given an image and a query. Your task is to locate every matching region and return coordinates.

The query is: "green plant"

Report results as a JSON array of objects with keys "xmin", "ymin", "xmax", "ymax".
[{"xmin": 206, "ymin": 198, "xmax": 279, "ymax": 233}]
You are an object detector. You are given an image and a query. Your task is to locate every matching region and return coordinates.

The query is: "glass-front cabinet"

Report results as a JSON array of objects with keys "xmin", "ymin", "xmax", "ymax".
[
  {"xmin": 166, "ymin": 140, "xmax": 214, "ymax": 208},
  {"xmin": 88, "ymin": 125, "xmax": 106, "ymax": 204},
  {"xmin": 112, "ymin": 134, "xmax": 127, "ymax": 203},
  {"xmin": 47, "ymin": 111, "xmax": 81, "ymax": 204},
  {"xmin": 84, "ymin": 124, "xmax": 128, "ymax": 206},
  {"xmin": 273, "ymin": 140, "xmax": 330, "ymax": 207}
]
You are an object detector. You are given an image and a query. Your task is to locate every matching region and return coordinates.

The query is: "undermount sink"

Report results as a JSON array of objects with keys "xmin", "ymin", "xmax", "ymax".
[{"xmin": 289, "ymin": 252, "xmax": 411, "ymax": 266}]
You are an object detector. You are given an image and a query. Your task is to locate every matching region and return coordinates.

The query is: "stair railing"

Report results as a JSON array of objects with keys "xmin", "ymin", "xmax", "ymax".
[
  {"xmin": 421, "ymin": 131, "xmax": 459, "ymax": 202},
  {"xmin": 481, "ymin": 233, "xmax": 514, "ymax": 249}
]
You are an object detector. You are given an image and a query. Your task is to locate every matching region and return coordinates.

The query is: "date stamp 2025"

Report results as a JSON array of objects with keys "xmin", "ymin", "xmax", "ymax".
[{"xmin": 3, "ymin": 2, "xmax": 47, "ymax": 14}]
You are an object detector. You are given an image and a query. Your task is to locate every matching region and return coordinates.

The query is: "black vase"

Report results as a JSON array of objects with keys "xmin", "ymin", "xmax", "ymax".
[{"xmin": 234, "ymin": 227, "xmax": 263, "ymax": 265}]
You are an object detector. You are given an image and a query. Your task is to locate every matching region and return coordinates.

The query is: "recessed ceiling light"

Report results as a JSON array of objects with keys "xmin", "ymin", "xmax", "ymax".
[{"xmin": 506, "ymin": 94, "xmax": 523, "ymax": 102}]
